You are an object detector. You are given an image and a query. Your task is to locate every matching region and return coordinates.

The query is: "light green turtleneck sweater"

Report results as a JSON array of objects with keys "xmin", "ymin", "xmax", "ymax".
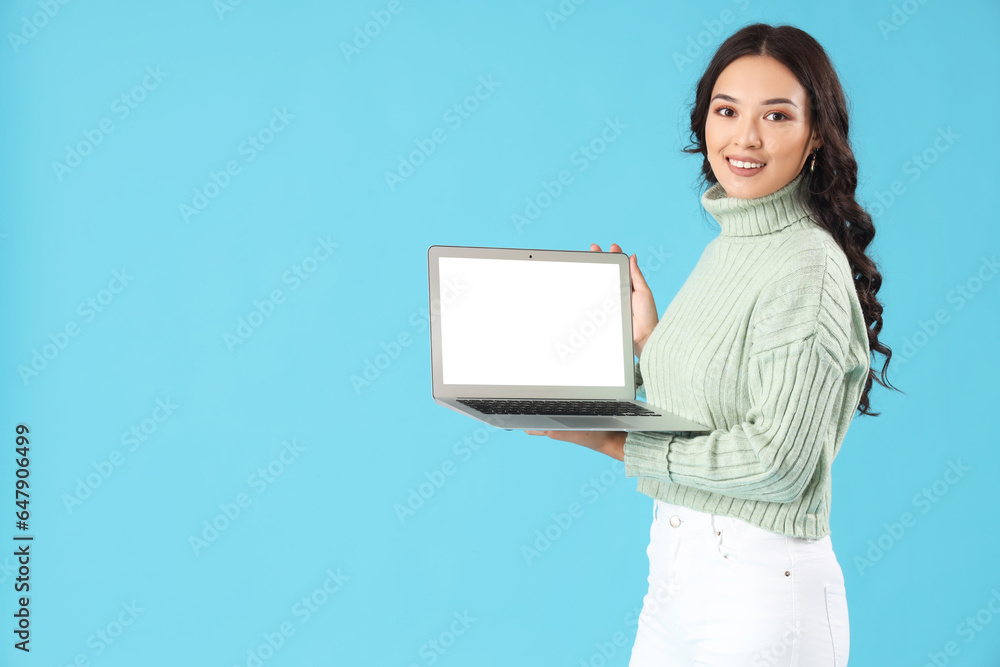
[{"xmin": 623, "ymin": 172, "xmax": 870, "ymax": 539}]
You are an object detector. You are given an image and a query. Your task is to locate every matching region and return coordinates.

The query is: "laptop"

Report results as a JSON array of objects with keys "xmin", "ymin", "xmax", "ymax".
[{"xmin": 427, "ymin": 245, "xmax": 711, "ymax": 433}]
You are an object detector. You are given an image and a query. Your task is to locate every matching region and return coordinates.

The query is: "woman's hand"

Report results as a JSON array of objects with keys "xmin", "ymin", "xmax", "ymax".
[
  {"xmin": 590, "ymin": 243, "xmax": 658, "ymax": 358},
  {"xmin": 523, "ymin": 429, "xmax": 625, "ymax": 461}
]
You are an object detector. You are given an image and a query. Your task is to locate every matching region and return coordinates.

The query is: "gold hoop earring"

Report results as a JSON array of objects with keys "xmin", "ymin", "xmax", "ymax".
[{"xmin": 810, "ymin": 149, "xmax": 818, "ymax": 173}]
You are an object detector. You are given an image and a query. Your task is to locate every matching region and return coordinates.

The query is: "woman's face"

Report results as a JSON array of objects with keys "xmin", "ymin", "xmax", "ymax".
[{"xmin": 704, "ymin": 55, "xmax": 823, "ymax": 199}]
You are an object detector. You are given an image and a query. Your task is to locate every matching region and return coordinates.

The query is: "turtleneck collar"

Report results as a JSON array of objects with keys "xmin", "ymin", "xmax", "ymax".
[{"xmin": 701, "ymin": 171, "xmax": 813, "ymax": 237}]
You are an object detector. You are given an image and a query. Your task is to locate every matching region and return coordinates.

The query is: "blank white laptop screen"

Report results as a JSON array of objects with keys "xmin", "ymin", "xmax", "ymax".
[{"xmin": 438, "ymin": 256, "xmax": 625, "ymax": 387}]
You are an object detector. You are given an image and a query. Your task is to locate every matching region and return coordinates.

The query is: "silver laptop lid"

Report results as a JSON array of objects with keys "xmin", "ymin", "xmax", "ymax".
[{"xmin": 428, "ymin": 245, "xmax": 635, "ymax": 400}]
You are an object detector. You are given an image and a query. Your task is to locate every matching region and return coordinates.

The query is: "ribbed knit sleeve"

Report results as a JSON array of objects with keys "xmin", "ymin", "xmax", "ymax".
[
  {"xmin": 624, "ymin": 238, "xmax": 863, "ymax": 504},
  {"xmin": 624, "ymin": 336, "xmax": 848, "ymax": 503}
]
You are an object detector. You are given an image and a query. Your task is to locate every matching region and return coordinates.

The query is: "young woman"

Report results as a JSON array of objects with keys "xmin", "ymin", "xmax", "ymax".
[{"xmin": 526, "ymin": 22, "xmax": 896, "ymax": 665}]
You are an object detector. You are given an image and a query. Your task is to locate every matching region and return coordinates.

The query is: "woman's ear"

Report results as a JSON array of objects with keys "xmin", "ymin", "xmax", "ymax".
[{"xmin": 812, "ymin": 132, "xmax": 824, "ymax": 152}]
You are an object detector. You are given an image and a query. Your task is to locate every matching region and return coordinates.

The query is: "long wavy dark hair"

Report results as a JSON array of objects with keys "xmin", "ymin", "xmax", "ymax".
[{"xmin": 682, "ymin": 22, "xmax": 898, "ymax": 416}]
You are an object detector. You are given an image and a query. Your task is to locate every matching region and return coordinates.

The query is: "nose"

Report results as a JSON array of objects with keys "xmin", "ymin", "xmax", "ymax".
[{"xmin": 734, "ymin": 115, "xmax": 761, "ymax": 148}]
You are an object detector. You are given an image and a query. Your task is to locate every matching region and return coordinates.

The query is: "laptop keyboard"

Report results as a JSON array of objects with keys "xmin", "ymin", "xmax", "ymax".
[{"xmin": 457, "ymin": 398, "xmax": 657, "ymax": 417}]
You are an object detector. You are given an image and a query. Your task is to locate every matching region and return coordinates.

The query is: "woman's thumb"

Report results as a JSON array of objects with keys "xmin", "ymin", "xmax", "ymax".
[{"xmin": 630, "ymin": 253, "xmax": 649, "ymax": 289}]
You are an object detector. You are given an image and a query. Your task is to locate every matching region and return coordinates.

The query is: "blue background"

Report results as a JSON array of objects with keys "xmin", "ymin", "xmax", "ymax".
[{"xmin": 2, "ymin": 1, "xmax": 999, "ymax": 665}]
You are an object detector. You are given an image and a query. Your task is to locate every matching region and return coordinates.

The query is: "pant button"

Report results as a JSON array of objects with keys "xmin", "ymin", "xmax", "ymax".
[{"xmin": 669, "ymin": 515, "xmax": 681, "ymax": 527}]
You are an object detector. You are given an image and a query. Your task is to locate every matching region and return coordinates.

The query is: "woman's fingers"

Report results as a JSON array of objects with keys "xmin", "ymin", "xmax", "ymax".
[
  {"xmin": 585, "ymin": 242, "xmax": 657, "ymax": 355},
  {"xmin": 586, "ymin": 243, "xmax": 651, "ymax": 303},
  {"xmin": 591, "ymin": 243, "xmax": 625, "ymax": 254}
]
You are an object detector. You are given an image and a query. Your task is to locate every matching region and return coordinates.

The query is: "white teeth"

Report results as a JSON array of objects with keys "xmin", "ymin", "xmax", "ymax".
[{"xmin": 729, "ymin": 158, "xmax": 765, "ymax": 169}]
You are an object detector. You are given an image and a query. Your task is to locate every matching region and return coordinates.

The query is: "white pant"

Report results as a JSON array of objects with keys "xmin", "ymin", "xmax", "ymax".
[{"xmin": 628, "ymin": 499, "xmax": 850, "ymax": 666}]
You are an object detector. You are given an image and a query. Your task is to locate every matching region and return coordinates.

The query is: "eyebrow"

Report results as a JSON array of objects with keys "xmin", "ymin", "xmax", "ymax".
[{"xmin": 711, "ymin": 93, "xmax": 799, "ymax": 109}]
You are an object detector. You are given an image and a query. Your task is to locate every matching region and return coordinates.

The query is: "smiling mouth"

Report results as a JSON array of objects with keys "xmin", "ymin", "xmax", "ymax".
[{"xmin": 727, "ymin": 157, "xmax": 767, "ymax": 169}]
